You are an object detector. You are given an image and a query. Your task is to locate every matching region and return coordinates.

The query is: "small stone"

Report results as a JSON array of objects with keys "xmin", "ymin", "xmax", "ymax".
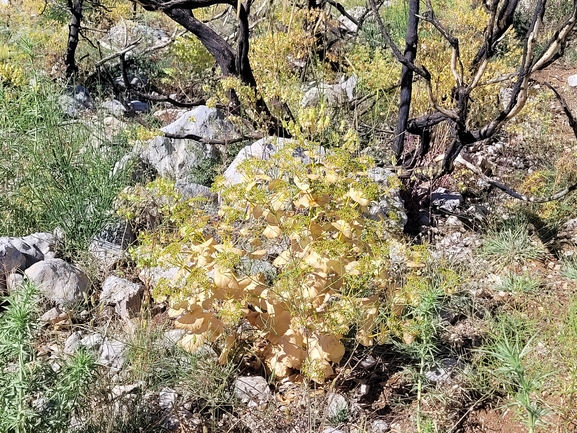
[
  {"xmin": 80, "ymin": 333, "xmax": 104, "ymax": 349},
  {"xmin": 39, "ymin": 306, "xmax": 69, "ymax": 325},
  {"xmin": 64, "ymin": 331, "xmax": 82, "ymax": 354},
  {"xmin": 431, "ymin": 188, "xmax": 463, "ymax": 213},
  {"xmin": 129, "ymin": 100, "xmax": 149, "ymax": 113},
  {"xmin": 446, "ymin": 216, "xmax": 463, "ymax": 227},
  {"xmin": 370, "ymin": 419, "xmax": 390, "ymax": 433},
  {"xmin": 424, "ymin": 359, "xmax": 458, "ymax": 384},
  {"xmin": 159, "ymin": 387, "xmax": 178, "ymax": 410},
  {"xmin": 100, "ymin": 276, "xmax": 143, "ymax": 319},
  {"xmin": 234, "ymin": 376, "xmax": 272, "ymax": 406},
  {"xmin": 327, "ymin": 392, "xmax": 348, "ymax": 419},
  {"xmin": 98, "ymin": 338, "xmax": 126, "ymax": 372},
  {"xmin": 111, "ymin": 382, "xmax": 142, "ymax": 398},
  {"xmin": 161, "ymin": 329, "xmax": 187, "ymax": 346},
  {"xmin": 568, "ymin": 74, "xmax": 577, "ymax": 87},
  {"xmin": 6, "ymin": 272, "xmax": 24, "ymax": 292},
  {"xmin": 360, "ymin": 355, "xmax": 377, "ymax": 369}
]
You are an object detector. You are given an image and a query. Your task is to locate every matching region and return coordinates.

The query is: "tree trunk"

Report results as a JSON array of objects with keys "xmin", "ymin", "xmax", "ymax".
[
  {"xmin": 393, "ymin": 0, "xmax": 419, "ymax": 158},
  {"xmin": 65, "ymin": 0, "xmax": 84, "ymax": 79}
]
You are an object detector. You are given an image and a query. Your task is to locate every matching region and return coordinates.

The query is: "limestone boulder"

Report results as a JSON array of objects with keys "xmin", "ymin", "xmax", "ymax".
[
  {"xmin": 100, "ymin": 276, "xmax": 143, "ymax": 319},
  {"xmin": 25, "ymin": 259, "xmax": 90, "ymax": 307}
]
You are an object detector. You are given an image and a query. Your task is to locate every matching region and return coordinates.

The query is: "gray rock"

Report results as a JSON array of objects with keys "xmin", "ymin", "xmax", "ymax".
[
  {"xmin": 137, "ymin": 136, "xmax": 217, "ymax": 183},
  {"xmin": 338, "ymin": 6, "xmax": 366, "ymax": 33},
  {"xmin": 159, "ymin": 387, "xmax": 178, "ymax": 410},
  {"xmin": 25, "ymin": 259, "xmax": 90, "ymax": 307},
  {"xmin": 153, "ymin": 108, "xmax": 188, "ymax": 124},
  {"xmin": 175, "ymin": 181, "xmax": 218, "ymax": 202},
  {"xmin": 96, "ymin": 219, "xmax": 134, "ymax": 248},
  {"xmin": 223, "ymin": 137, "xmax": 293, "ymax": 185},
  {"xmin": 0, "ymin": 232, "xmax": 56, "ymax": 269},
  {"xmin": 100, "ymin": 276, "xmax": 143, "ymax": 319},
  {"xmin": 234, "ymin": 376, "xmax": 272, "ymax": 406},
  {"xmin": 102, "ymin": 99, "xmax": 126, "ymax": 116},
  {"xmin": 64, "ymin": 331, "xmax": 82, "ymax": 354},
  {"xmin": 98, "ymin": 338, "xmax": 126, "ymax": 372},
  {"xmin": 301, "ymin": 75, "xmax": 357, "ymax": 108},
  {"xmin": 161, "ymin": 105, "xmax": 237, "ymax": 139},
  {"xmin": 240, "ymin": 258, "xmax": 278, "ymax": 284},
  {"xmin": 499, "ymin": 86, "xmax": 514, "ymax": 110},
  {"xmin": 138, "ymin": 266, "xmax": 179, "ymax": 288},
  {"xmin": 569, "ymin": 74, "xmax": 577, "ymax": 87},
  {"xmin": 161, "ymin": 329, "xmax": 187, "ymax": 346},
  {"xmin": 370, "ymin": 419, "xmax": 390, "ymax": 433},
  {"xmin": 102, "ymin": 115, "xmax": 128, "ymax": 135},
  {"xmin": 446, "ymin": 215, "xmax": 463, "ymax": 227},
  {"xmin": 366, "ymin": 168, "xmax": 407, "ymax": 229},
  {"xmin": 114, "ymin": 74, "xmax": 149, "ymax": 89},
  {"xmin": 162, "ymin": 409, "xmax": 196, "ymax": 432},
  {"xmin": 88, "ymin": 240, "xmax": 124, "ymax": 272},
  {"xmin": 6, "ymin": 272, "xmax": 24, "ymax": 292},
  {"xmin": 326, "ymin": 392, "xmax": 348, "ymax": 419},
  {"xmin": 431, "ymin": 188, "xmax": 463, "ymax": 213},
  {"xmin": 80, "ymin": 333, "xmax": 104, "ymax": 349},
  {"xmin": 424, "ymin": 358, "xmax": 458, "ymax": 384},
  {"xmin": 59, "ymin": 86, "xmax": 94, "ymax": 118},
  {"xmin": 0, "ymin": 244, "xmax": 26, "ymax": 290},
  {"xmin": 359, "ymin": 354, "xmax": 377, "ymax": 369},
  {"xmin": 39, "ymin": 306, "xmax": 68, "ymax": 325},
  {"xmin": 111, "ymin": 382, "xmax": 142, "ymax": 399},
  {"xmin": 102, "ymin": 21, "xmax": 169, "ymax": 53},
  {"xmin": 89, "ymin": 220, "xmax": 134, "ymax": 271},
  {"xmin": 129, "ymin": 100, "xmax": 149, "ymax": 113}
]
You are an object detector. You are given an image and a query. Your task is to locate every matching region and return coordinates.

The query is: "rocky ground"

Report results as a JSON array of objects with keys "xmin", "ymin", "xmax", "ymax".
[{"xmin": 4, "ymin": 62, "xmax": 577, "ymax": 432}]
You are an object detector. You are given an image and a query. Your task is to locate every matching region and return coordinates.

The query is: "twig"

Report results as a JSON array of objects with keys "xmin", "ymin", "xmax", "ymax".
[
  {"xmin": 117, "ymin": 53, "xmax": 205, "ymax": 108},
  {"xmin": 545, "ymin": 82, "xmax": 577, "ymax": 139},
  {"xmin": 163, "ymin": 131, "xmax": 261, "ymax": 145},
  {"xmin": 95, "ymin": 39, "xmax": 141, "ymax": 67},
  {"xmin": 455, "ymin": 155, "xmax": 577, "ymax": 203},
  {"xmin": 326, "ymin": 0, "xmax": 359, "ymax": 27}
]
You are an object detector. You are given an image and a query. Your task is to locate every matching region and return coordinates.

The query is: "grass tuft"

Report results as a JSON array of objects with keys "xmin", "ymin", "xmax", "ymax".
[{"xmin": 480, "ymin": 221, "xmax": 547, "ymax": 264}]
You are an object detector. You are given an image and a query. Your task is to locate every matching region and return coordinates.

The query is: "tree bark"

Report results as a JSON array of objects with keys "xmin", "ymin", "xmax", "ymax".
[
  {"xmin": 65, "ymin": 0, "xmax": 84, "ymax": 79},
  {"xmin": 392, "ymin": 0, "xmax": 419, "ymax": 158}
]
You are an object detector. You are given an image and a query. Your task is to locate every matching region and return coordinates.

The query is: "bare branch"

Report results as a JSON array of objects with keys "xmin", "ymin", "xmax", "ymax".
[
  {"xmin": 133, "ymin": 0, "xmax": 235, "ymax": 11},
  {"xmin": 531, "ymin": 1, "xmax": 577, "ymax": 72},
  {"xmin": 163, "ymin": 131, "xmax": 261, "ymax": 144},
  {"xmin": 455, "ymin": 155, "xmax": 577, "ymax": 203},
  {"xmin": 367, "ymin": 0, "xmax": 430, "ymax": 81},
  {"xmin": 95, "ymin": 39, "xmax": 141, "ymax": 67},
  {"xmin": 326, "ymin": 0, "xmax": 358, "ymax": 27},
  {"xmin": 545, "ymin": 82, "xmax": 577, "ymax": 138}
]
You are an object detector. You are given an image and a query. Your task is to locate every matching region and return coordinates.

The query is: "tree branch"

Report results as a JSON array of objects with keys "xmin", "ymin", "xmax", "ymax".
[{"xmin": 455, "ymin": 155, "xmax": 577, "ymax": 203}]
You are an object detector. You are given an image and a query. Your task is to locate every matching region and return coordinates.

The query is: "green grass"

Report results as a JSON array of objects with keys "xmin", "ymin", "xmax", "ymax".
[
  {"xmin": 476, "ymin": 319, "xmax": 549, "ymax": 433},
  {"xmin": 0, "ymin": 77, "xmax": 132, "ymax": 257},
  {"xmin": 498, "ymin": 272, "xmax": 541, "ymax": 294},
  {"xmin": 561, "ymin": 256, "xmax": 577, "ymax": 280},
  {"xmin": 0, "ymin": 280, "xmax": 97, "ymax": 433},
  {"xmin": 480, "ymin": 220, "xmax": 547, "ymax": 264}
]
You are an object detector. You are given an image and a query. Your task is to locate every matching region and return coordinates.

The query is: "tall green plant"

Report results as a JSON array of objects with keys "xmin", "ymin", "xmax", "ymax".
[
  {"xmin": 0, "ymin": 78, "xmax": 131, "ymax": 255},
  {"xmin": 0, "ymin": 281, "xmax": 97, "ymax": 432}
]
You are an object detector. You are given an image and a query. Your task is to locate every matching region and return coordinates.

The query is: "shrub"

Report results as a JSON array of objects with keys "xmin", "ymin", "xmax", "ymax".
[
  {"xmin": 126, "ymin": 141, "xmax": 418, "ymax": 382},
  {"xmin": 0, "ymin": 78, "xmax": 131, "ymax": 255}
]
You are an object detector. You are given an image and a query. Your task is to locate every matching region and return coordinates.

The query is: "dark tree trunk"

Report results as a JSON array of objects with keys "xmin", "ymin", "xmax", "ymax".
[
  {"xmin": 393, "ymin": 0, "xmax": 419, "ymax": 158},
  {"xmin": 134, "ymin": 0, "xmax": 289, "ymax": 136},
  {"xmin": 65, "ymin": 0, "xmax": 84, "ymax": 79},
  {"xmin": 164, "ymin": 8, "xmax": 237, "ymax": 78}
]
